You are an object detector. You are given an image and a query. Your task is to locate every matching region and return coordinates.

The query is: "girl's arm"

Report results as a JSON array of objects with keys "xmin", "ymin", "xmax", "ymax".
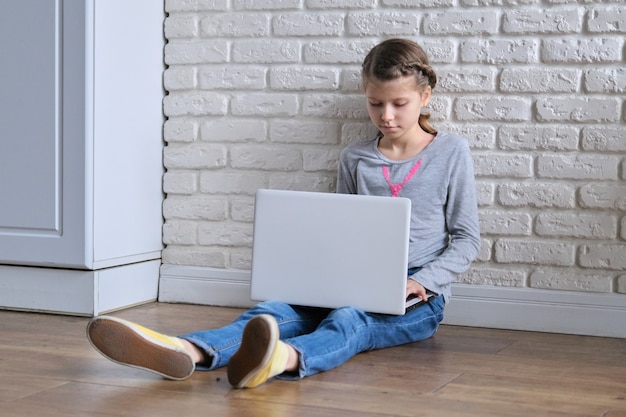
[{"xmin": 411, "ymin": 143, "xmax": 481, "ymax": 298}]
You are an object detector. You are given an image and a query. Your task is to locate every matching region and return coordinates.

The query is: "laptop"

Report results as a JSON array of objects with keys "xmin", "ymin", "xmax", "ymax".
[{"xmin": 249, "ymin": 189, "xmax": 434, "ymax": 315}]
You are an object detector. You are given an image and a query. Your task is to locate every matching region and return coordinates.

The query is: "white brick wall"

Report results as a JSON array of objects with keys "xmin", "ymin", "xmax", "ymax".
[{"xmin": 163, "ymin": 0, "xmax": 626, "ymax": 296}]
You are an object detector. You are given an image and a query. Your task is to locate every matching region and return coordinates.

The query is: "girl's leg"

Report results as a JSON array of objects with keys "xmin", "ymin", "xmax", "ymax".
[
  {"xmin": 179, "ymin": 301, "xmax": 327, "ymax": 370},
  {"xmin": 282, "ymin": 295, "xmax": 445, "ymax": 379}
]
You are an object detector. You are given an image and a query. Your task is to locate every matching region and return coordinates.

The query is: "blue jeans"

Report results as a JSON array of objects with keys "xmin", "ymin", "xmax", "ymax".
[{"xmin": 180, "ymin": 294, "xmax": 445, "ymax": 379}]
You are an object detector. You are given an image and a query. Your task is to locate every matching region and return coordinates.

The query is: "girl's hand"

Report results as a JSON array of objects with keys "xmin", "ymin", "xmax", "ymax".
[{"xmin": 406, "ymin": 279, "xmax": 428, "ymax": 302}]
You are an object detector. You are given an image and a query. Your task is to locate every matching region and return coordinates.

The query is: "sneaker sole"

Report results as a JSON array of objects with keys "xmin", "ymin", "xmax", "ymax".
[
  {"xmin": 227, "ymin": 314, "xmax": 278, "ymax": 388},
  {"xmin": 86, "ymin": 316, "xmax": 194, "ymax": 381}
]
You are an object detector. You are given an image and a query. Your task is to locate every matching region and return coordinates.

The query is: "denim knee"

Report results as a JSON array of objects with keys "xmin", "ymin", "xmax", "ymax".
[
  {"xmin": 326, "ymin": 306, "xmax": 367, "ymax": 322},
  {"xmin": 249, "ymin": 300, "xmax": 279, "ymax": 313}
]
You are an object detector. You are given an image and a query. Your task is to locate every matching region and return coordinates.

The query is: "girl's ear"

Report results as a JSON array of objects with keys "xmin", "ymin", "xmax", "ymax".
[{"xmin": 421, "ymin": 86, "xmax": 432, "ymax": 107}]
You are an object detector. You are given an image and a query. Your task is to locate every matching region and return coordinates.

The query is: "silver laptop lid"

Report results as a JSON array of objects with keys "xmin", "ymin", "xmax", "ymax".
[{"xmin": 250, "ymin": 189, "xmax": 411, "ymax": 315}]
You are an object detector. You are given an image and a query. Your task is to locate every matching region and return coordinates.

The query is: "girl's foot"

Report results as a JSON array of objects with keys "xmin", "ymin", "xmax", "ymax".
[{"xmin": 86, "ymin": 316, "xmax": 195, "ymax": 380}]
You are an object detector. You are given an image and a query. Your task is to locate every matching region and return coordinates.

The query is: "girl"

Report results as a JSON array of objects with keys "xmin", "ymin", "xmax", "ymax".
[{"xmin": 86, "ymin": 38, "xmax": 481, "ymax": 389}]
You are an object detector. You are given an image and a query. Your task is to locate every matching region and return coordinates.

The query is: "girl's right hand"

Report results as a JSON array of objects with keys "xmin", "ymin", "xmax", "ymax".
[{"xmin": 406, "ymin": 279, "xmax": 428, "ymax": 302}]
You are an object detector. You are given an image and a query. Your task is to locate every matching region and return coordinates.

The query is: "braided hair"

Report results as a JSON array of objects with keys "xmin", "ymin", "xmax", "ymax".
[{"xmin": 362, "ymin": 38, "xmax": 437, "ymax": 135}]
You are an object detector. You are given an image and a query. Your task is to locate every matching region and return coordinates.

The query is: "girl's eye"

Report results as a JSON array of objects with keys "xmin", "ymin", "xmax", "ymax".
[{"xmin": 369, "ymin": 102, "xmax": 382, "ymax": 107}]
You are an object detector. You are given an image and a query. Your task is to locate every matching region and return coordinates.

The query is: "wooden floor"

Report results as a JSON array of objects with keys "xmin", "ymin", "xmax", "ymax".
[{"xmin": 1, "ymin": 302, "xmax": 625, "ymax": 417}]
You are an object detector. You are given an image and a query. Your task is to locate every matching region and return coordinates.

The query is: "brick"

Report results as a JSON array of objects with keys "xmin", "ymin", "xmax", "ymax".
[
  {"xmin": 230, "ymin": 145, "xmax": 302, "ymax": 171},
  {"xmin": 618, "ymin": 275, "xmax": 626, "ymax": 294},
  {"xmin": 230, "ymin": 198, "xmax": 255, "ymax": 222},
  {"xmin": 587, "ymin": 7, "xmax": 626, "ymax": 33},
  {"xmin": 579, "ymin": 244, "xmax": 626, "ymax": 270},
  {"xmin": 165, "ymin": 15, "xmax": 199, "ymax": 38},
  {"xmin": 274, "ymin": 13, "xmax": 344, "ymax": 36},
  {"xmin": 497, "ymin": 183, "xmax": 575, "ymax": 209},
  {"xmin": 584, "ymin": 68, "xmax": 626, "ymax": 93},
  {"xmin": 199, "ymin": 66, "xmax": 266, "ymax": 90},
  {"xmin": 579, "ymin": 184, "xmax": 626, "ymax": 210},
  {"xmin": 231, "ymin": 94, "xmax": 298, "ymax": 117},
  {"xmin": 536, "ymin": 97, "xmax": 620, "ymax": 122},
  {"xmin": 476, "ymin": 238, "xmax": 492, "ymax": 262},
  {"xmin": 270, "ymin": 120, "xmax": 341, "ymax": 145},
  {"xmin": 163, "ymin": 171, "xmax": 198, "ymax": 195},
  {"xmin": 498, "ymin": 126, "xmax": 579, "ymax": 151},
  {"xmin": 164, "ymin": 144, "xmax": 227, "ymax": 169},
  {"xmin": 503, "ymin": 9, "xmax": 582, "ymax": 34},
  {"xmin": 479, "ymin": 210, "xmax": 532, "ymax": 236},
  {"xmin": 542, "ymin": 38, "xmax": 623, "ymax": 63},
  {"xmin": 269, "ymin": 174, "xmax": 336, "ymax": 192},
  {"xmin": 163, "ymin": 196, "xmax": 228, "ymax": 220},
  {"xmin": 384, "ymin": 0, "xmax": 454, "ymax": 6},
  {"xmin": 302, "ymin": 94, "xmax": 368, "ymax": 119},
  {"xmin": 163, "ymin": 220, "xmax": 198, "ymax": 245},
  {"xmin": 164, "ymin": 92, "xmax": 228, "ymax": 117},
  {"xmin": 422, "ymin": 39, "xmax": 456, "ymax": 64},
  {"xmin": 347, "ymin": 12, "xmax": 419, "ymax": 36},
  {"xmin": 200, "ymin": 119, "xmax": 267, "ymax": 143},
  {"xmin": 164, "ymin": 118, "xmax": 198, "ymax": 143},
  {"xmin": 233, "ymin": 40, "xmax": 300, "ymax": 63},
  {"xmin": 495, "ymin": 239, "xmax": 575, "ymax": 266},
  {"xmin": 165, "ymin": 40, "xmax": 228, "ymax": 65},
  {"xmin": 437, "ymin": 68, "xmax": 496, "ymax": 92},
  {"xmin": 166, "ymin": 0, "xmax": 228, "ymax": 12},
  {"xmin": 200, "ymin": 14, "xmax": 269, "ymax": 37},
  {"xmin": 458, "ymin": 266, "xmax": 526, "ymax": 287},
  {"xmin": 622, "ymin": 216, "xmax": 626, "ymax": 240},
  {"xmin": 455, "ymin": 97, "xmax": 531, "ymax": 121},
  {"xmin": 230, "ymin": 248, "xmax": 253, "ymax": 270},
  {"xmin": 270, "ymin": 67, "xmax": 339, "ymax": 90},
  {"xmin": 475, "ymin": 181, "xmax": 495, "ymax": 206},
  {"xmin": 304, "ymin": 40, "xmax": 376, "ymax": 64},
  {"xmin": 537, "ymin": 154, "xmax": 619, "ymax": 180},
  {"xmin": 583, "ymin": 127, "xmax": 625, "ymax": 154},
  {"xmin": 462, "ymin": 0, "xmax": 538, "ymax": 5},
  {"xmin": 536, "ymin": 213, "xmax": 617, "ymax": 239},
  {"xmin": 164, "ymin": 67, "xmax": 197, "ymax": 90},
  {"xmin": 162, "ymin": 246, "xmax": 227, "ymax": 268},
  {"xmin": 438, "ymin": 124, "xmax": 496, "ymax": 149},
  {"xmin": 303, "ymin": 149, "xmax": 342, "ymax": 172},
  {"xmin": 234, "ymin": 0, "xmax": 302, "ymax": 10},
  {"xmin": 199, "ymin": 172, "xmax": 267, "ymax": 195},
  {"xmin": 198, "ymin": 222, "xmax": 253, "ymax": 247},
  {"xmin": 461, "ymin": 39, "xmax": 538, "ymax": 63},
  {"xmin": 530, "ymin": 269, "xmax": 613, "ymax": 292},
  {"xmin": 473, "ymin": 153, "xmax": 533, "ymax": 178},
  {"xmin": 341, "ymin": 69, "xmax": 363, "ymax": 92},
  {"xmin": 425, "ymin": 96, "xmax": 451, "ymax": 121},
  {"xmin": 341, "ymin": 121, "xmax": 379, "ymax": 145},
  {"xmin": 424, "ymin": 11, "xmax": 499, "ymax": 35},
  {"xmin": 308, "ymin": 0, "xmax": 376, "ymax": 8},
  {"xmin": 500, "ymin": 68, "xmax": 580, "ymax": 93}
]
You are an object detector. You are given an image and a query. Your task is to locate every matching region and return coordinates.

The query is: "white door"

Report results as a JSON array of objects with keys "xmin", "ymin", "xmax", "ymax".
[{"xmin": 0, "ymin": 0, "xmax": 90, "ymax": 268}]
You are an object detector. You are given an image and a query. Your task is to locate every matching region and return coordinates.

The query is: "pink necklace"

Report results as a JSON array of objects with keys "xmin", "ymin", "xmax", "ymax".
[{"xmin": 382, "ymin": 159, "xmax": 422, "ymax": 197}]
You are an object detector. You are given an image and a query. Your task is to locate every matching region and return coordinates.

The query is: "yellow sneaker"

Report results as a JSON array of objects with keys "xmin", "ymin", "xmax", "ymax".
[
  {"xmin": 86, "ymin": 316, "xmax": 194, "ymax": 380},
  {"xmin": 227, "ymin": 314, "xmax": 289, "ymax": 388}
]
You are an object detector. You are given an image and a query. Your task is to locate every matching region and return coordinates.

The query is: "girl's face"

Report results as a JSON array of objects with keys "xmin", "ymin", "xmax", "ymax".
[{"xmin": 364, "ymin": 75, "xmax": 431, "ymax": 144}]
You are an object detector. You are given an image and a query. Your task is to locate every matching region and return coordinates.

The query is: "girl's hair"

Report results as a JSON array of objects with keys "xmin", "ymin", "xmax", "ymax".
[{"xmin": 362, "ymin": 38, "xmax": 437, "ymax": 135}]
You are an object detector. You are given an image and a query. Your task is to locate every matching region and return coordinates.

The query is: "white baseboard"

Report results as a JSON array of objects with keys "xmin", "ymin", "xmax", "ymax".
[
  {"xmin": 159, "ymin": 265, "xmax": 626, "ymax": 339},
  {"xmin": 0, "ymin": 260, "xmax": 160, "ymax": 316},
  {"xmin": 159, "ymin": 264, "xmax": 256, "ymax": 308},
  {"xmin": 442, "ymin": 285, "xmax": 626, "ymax": 338}
]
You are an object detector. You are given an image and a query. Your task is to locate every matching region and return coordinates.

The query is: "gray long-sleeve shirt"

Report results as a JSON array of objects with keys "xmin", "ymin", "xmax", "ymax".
[{"xmin": 336, "ymin": 132, "xmax": 481, "ymax": 303}]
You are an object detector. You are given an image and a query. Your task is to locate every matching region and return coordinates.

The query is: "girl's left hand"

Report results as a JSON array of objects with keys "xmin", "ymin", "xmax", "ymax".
[{"xmin": 406, "ymin": 279, "xmax": 428, "ymax": 302}]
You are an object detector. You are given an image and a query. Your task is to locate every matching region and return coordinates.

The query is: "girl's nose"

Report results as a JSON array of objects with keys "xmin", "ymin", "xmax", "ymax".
[{"xmin": 381, "ymin": 106, "xmax": 393, "ymax": 122}]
